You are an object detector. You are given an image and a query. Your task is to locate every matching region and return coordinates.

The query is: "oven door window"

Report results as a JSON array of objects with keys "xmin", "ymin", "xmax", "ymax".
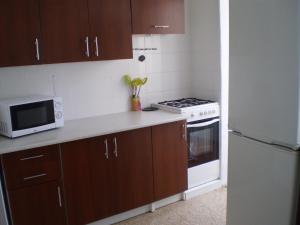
[
  {"xmin": 10, "ymin": 100, "xmax": 55, "ymax": 131},
  {"xmin": 187, "ymin": 119, "xmax": 219, "ymax": 168}
]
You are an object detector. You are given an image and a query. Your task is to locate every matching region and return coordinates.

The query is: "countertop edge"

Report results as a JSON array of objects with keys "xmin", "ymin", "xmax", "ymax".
[{"xmin": 0, "ymin": 111, "xmax": 187, "ymax": 155}]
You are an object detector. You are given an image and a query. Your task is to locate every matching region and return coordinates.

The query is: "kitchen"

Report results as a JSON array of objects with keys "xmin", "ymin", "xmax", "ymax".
[
  {"xmin": 1, "ymin": 0, "xmax": 299, "ymax": 225},
  {"xmin": 0, "ymin": 0, "xmax": 227, "ymax": 224}
]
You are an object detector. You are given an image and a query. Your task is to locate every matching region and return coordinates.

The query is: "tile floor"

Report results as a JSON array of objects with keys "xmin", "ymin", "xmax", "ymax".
[{"xmin": 117, "ymin": 188, "xmax": 227, "ymax": 225}]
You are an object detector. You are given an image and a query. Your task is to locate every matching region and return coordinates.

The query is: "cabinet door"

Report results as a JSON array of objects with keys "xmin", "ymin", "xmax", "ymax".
[
  {"xmin": 0, "ymin": 0, "xmax": 41, "ymax": 67},
  {"xmin": 111, "ymin": 128, "xmax": 153, "ymax": 213},
  {"xmin": 88, "ymin": 0, "xmax": 133, "ymax": 60},
  {"xmin": 39, "ymin": 0, "xmax": 89, "ymax": 64},
  {"xmin": 8, "ymin": 181, "xmax": 66, "ymax": 225},
  {"xmin": 61, "ymin": 137, "xmax": 113, "ymax": 225},
  {"xmin": 152, "ymin": 121, "xmax": 188, "ymax": 200},
  {"xmin": 131, "ymin": 0, "xmax": 185, "ymax": 34}
]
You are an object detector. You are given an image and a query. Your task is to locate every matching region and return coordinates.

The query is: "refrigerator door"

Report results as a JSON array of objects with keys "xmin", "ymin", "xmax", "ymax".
[
  {"xmin": 229, "ymin": 0, "xmax": 300, "ymax": 146},
  {"xmin": 227, "ymin": 133, "xmax": 299, "ymax": 225}
]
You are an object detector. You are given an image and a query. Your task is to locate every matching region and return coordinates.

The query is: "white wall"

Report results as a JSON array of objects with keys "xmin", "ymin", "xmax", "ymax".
[
  {"xmin": 189, "ymin": 0, "xmax": 227, "ymax": 185},
  {"xmin": 0, "ymin": 1, "xmax": 191, "ymax": 121},
  {"xmin": 190, "ymin": 0, "xmax": 221, "ymax": 101}
]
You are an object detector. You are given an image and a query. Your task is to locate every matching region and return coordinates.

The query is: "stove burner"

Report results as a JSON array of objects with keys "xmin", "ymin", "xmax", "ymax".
[{"xmin": 158, "ymin": 98, "xmax": 214, "ymax": 108}]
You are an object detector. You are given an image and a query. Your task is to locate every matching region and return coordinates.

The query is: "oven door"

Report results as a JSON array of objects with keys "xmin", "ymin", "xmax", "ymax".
[{"xmin": 187, "ymin": 118, "xmax": 219, "ymax": 168}]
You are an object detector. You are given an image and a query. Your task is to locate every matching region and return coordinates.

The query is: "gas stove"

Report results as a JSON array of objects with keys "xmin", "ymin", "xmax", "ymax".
[{"xmin": 152, "ymin": 98, "xmax": 220, "ymax": 122}]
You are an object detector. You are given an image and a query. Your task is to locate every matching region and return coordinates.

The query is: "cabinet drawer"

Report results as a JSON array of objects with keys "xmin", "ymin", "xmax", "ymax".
[{"xmin": 1, "ymin": 145, "xmax": 61, "ymax": 190}]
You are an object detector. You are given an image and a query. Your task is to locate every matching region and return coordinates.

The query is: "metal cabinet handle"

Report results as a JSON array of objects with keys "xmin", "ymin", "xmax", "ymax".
[
  {"xmin": 23, "ymin": 173, "xmax": 47, "ymax": 181},
  {"xmin": 85, "ymin": 36, "xmax": 90, "ymax": 57},
  {"xmin": 94, "ymin": 36, "xmax": 99, "ymax": 57},
  {"xmin": 113, "ymin": 137, "xmax": 118, "ymax": 158},
  {"xmin": 153, "ymin": 25, "xmax": 170, "ymax": 29},
  {"xmin": 35, "ymin": 38, "xmax": 40, "ymax": 61},
  {"xmin": 57, "ymin": 186, "xmax": 62, "ymax": 208},
  {"xmin": 182, "ymin": 123, "xmax": 187, "ymax": 141},
  {"xmin": 104, "ymin": 139, "xmax": 109, "ymax": 159},
  {"xmin": 20, "ymin": 154, "xmax": 44, "ymax": 161}
]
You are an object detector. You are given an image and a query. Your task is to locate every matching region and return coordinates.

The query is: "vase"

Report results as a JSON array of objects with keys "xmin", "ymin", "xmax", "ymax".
[{"xmin": 131, "ymin": 97, "xmax": 141, "ymax": 111}]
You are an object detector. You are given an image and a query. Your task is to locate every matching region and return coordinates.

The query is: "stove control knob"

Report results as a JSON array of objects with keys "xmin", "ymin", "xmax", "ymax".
[
  {"xmin": 200, "ymin": 112, "xmax": 203, "ymax": 116},
  {"xmin": 204, "ymin": 111, "xmax": 207, "ymax": 115},
  {"xmin": 191, "ymin": 113, "xmax": 195, "ymax": 117}
]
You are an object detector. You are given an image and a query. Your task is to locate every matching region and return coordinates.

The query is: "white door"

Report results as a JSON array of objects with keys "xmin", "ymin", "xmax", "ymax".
[
  {"xmin": 229, "ymin": 0, "xmax": 300, "ymax": 145},
  {"xmin": 227, "ymin": 133, "xmax": 299, "ymax": 225}
]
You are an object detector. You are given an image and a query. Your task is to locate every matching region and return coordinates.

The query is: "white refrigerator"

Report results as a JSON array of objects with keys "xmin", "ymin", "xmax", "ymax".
[{"xmin": 227, "ymin": 0, "xmax": 300, "ymax": 225}]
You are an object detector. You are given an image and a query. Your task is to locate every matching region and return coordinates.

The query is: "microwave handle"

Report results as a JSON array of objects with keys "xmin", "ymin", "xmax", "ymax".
[{"xmin": 187, "ymin": 119, "xmax": 220, "ymax": 128}]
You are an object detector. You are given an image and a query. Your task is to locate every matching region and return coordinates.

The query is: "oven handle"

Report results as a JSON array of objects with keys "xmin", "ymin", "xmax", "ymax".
[{"xmin": 187, "ymin": 118, "xmax": 220, "ymax": 128}]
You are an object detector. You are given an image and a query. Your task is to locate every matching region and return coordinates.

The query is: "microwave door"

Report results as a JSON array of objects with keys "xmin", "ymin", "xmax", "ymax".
[{"xmin": 10, "ymin": 100, "xmax": 55, "ymax": 132}]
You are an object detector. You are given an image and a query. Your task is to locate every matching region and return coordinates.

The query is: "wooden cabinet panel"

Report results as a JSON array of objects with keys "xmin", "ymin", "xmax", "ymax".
[
  {"xmin": 0, "ymin": 0, "xmax": 133, "ymax": 67},
  {"xmin": 131, "ymin": 0, "xmax": 185, "ymax": 34},
  {"xmin": 0, "ymin": 0, "xmax": 41, "ymax": 67},
  {"xmin": 61, "ymin": 137, "xmax": 114, "ymax": 225},
  {"xmin": 88, "ymin": 0, "xmax": 133, "ymax": 60},
  {"xmin": 8, "ymin": 181, "xmax": 66, "ymax": 225},
  {"xmin": 1, "ymin": 121, "xmax": 187, "ymax": 225},
  {"xmin": 39, "ymin": 0, "xmax": 89, "ymax": 63},
  {"xmin": 152, "ymin": 121, "xmax": 188, "ymax": 200},
  {"xmin": 1, "ymin": 145, "xmax": 60, "ymax": 190},
  {"xmin": 111, "ymin": 128, "xmax": 154, "ymax": 213},
  {"xmin": 61, "ymin": 128, "xmax": 153, "ymax": 224}
]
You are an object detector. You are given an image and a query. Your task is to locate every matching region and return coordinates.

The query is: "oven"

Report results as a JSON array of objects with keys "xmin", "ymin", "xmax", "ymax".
[{"xmin": 187, "ymin": 117, "xmax": 219, "ymax": 168}]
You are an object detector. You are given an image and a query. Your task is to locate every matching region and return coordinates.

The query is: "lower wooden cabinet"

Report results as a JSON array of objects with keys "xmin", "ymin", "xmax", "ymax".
[
  {"xmin": 1, "ymin": 121, "xmax": 187, "ymax": 225},
  {"xmin": 61, "ymin": 127, "xmax": 154, "ymax": 225},
  {"xmin": 111, "ymin": 128, "xmax": 154, "ymax": 213},
  {"xmin": 152, "ymin": 121, "xmax": 188, "ymax": 200},
  {"xmin": 61, "ymin": 136, "xmax": 113, "ymax": 225},
  {"xmin": 8, "ymin": 181, "xmax": 66, "ymax": 225},
  {"xmin": 1, "ymin": 145, "xmax": 66, "ymax": 225}
]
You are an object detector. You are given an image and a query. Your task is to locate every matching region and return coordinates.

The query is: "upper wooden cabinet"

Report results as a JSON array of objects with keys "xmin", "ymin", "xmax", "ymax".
[
  {"xmin": 152, "ymin": 121, "xmax": 188, "ymax": 200},
  {"xmin": 131, "ymin": 0, "xmax": 185, "ymax": 34},
  {"xmin": 39, "ymin": 0, "xmax": 90, "ymax": 64},
  {"xmin": 40, "ymin": 0, "xmax": 132, "ymax": 64},
  {"xmin": 0, "ymin": 0, "xmax": 132, "ymax": 67},
  {"xmin": 88, "ymin": 0, "xmax": 133, "ymax": 60},
  {"xmin": 0, "ymin": 0, "xmax": 41, "ymax": 67}
]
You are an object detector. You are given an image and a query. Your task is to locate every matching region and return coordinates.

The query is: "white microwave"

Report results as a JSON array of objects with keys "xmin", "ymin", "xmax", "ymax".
[{"xmin": 0, "ymin": 95, "xmax": 64, "ymax": 138}]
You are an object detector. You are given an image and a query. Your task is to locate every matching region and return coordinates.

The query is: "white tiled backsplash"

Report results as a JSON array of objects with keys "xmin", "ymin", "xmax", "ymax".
[{"xmin": 0, "ymin": 35, "xmax": 192, "ymax": 121}]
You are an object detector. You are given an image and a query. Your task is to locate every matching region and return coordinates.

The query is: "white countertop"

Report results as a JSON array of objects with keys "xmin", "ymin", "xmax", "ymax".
[{"xmin": 0, "ymin": 110, "xmax": 186, "ymax": 155}]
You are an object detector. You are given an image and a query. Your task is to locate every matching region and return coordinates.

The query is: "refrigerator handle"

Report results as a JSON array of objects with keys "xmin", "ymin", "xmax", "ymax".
[
  {"xmin": 230, "ymin": 130, "xmax": 300, "ymax": 152},
  {"xmin": 229, "ymin": 130, "xmax": 243, "ymax": 136},
  {"xmin": 270, "ymin": 141, "xmax": 300, "ymax": 151}
]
